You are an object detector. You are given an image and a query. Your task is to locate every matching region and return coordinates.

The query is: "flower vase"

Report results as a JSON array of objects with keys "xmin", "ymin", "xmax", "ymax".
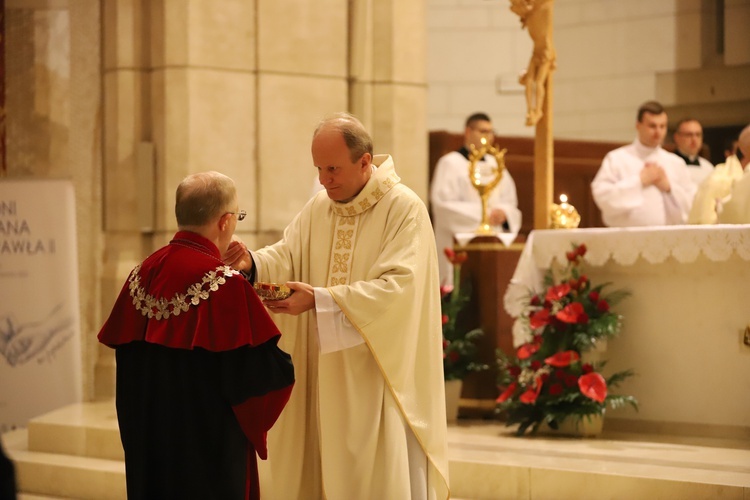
[
  {"xmin": 540, "ymin": 413, "xmax": 604, "ymax": 438},
  {"xmin": 444, "ymin": 379, "xmax": 463, "ymax": 422}
]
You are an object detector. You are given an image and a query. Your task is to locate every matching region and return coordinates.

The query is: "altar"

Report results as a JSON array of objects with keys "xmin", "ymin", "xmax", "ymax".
[{"xmin": 504, "ymin": 224, "xmax": 750, "ymax": 437}]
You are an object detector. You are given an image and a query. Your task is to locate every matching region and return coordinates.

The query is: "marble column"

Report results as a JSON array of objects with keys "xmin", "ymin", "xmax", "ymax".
[{"xmin": 350, "ymin": 0, "xmax": 429, "ymax": 200}]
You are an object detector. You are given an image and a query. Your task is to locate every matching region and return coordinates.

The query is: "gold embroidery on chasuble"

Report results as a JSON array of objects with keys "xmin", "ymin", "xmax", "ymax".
[
  {"xmin": 335, "ymin": 229, "xmax": 353, "ymax": 250},
  {"xmin": 325, "ymin": 161, "xmax": 401, "ymax": 287},
  {"xmin": 328, "ymin": 216, "xmax": 356, "ymax": 285},
  {"xmin": 332, "ymin": 252, "xmax": 350, "ymax": 273}
]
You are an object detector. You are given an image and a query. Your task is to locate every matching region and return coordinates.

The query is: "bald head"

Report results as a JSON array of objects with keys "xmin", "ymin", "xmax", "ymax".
[
  {"xmin": 738, "ymin": 125, "xmax": 750, "ymax": 155},
  {"xmin": 175, "ymin": 171, "xmax": 237, "ymax": 228}
]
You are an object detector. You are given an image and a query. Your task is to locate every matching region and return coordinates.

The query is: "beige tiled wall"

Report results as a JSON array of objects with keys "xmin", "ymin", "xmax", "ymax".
[
  {"xmin": 427, "ymin": 0, "xmax": 750, "ymax": 141},
  {"xmin": 355, "ymin": 0, "xmax": 429, "ymax": 196},
  {"xmin": 427, "ymin": 0, "xmax": 531, "ymax": 135},
  {"xmin": 256, "ymin": 74, "xmax": 348, "ymax": 229}
]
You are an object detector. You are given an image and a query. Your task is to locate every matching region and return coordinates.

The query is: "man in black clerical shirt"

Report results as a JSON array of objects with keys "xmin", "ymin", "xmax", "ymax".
[{"xmin": 672, "ymin": 117, "xmax": 714, "ymax": 188}]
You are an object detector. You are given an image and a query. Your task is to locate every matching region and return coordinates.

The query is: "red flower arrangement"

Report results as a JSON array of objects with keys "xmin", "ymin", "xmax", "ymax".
[
  {"xmin": 496, "ymin": 243, "xmax": 638, "ymax": 435},
  {"xmin": 441, "ymin": 248, "xmax": 488, "ymax": 381}
]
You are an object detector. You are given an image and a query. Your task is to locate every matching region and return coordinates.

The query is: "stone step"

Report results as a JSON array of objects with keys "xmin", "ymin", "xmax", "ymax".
[
  {"xmin": 6, "ymin": 401, "xmax": 750, "ymax": 499},
  {"xmin": 448, "ymin": 421, "xmax": 750, "ymax": 500},
  {"xmin": 26, "ymin": 400, "xmax": 122, "ymax": 461},
  {"xmin": 4, "ymin": 428, "xmax": 126, "ymax": 500},
  {"xmin": 19, "ymin": 495, "xmax": 73, "ymax": 500}
]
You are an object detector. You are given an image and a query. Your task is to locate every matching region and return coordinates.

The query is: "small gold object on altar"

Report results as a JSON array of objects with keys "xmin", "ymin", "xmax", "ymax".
[
  {"xmin": 253, "ymin": 282, "xmax": 292, "ymax": 301},
  {"xmin": 468, "ymin": 137, "xmax": 508, "ymax": 235},
  {"xmin": 549, "ymin": 194, "xmax": 581, "ymax": 229}
]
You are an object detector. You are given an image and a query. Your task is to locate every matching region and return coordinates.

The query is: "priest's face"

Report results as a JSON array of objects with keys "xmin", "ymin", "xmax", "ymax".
[
  {"xmin": 636, "ymin": 112, "xmax": 668, "ymax": 149},
  {"xmin": 465, "ymin": 120, "xmax": 495, "ymax": 150},
  {"xmin": 313, "ymin": 128, "xmax": 372, "ymax": 202},
  {"xmin": 673, "ymin": 120, "xmax": 703, "ymax": 157}
]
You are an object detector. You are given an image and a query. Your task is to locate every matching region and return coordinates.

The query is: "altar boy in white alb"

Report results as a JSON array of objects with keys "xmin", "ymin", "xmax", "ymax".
[
  {"xmin": 431, "ymin": 113, "xmax": 521, "ymax": 285},
  {"xmin": 591, "ymin": 101, "xmax": 695, "ymax": 227}
]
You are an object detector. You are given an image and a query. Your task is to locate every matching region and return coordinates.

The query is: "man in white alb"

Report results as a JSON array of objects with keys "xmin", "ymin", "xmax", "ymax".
[
  {"xmin": 430, "ymin": 112, "xmax": 521, "ymax": 285},
  {"xmin": 591, "ymin": 101, "xmax": 695, "ymax": 227}
]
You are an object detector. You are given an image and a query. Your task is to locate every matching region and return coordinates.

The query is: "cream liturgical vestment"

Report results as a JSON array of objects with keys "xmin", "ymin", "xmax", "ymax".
[
  {"xmin": 253, "ymin": 155, "xmax": 449, "ymax": 500},
  {"xmin": 689, "ymin": 155, "xmax": 745, "ymax": 224},
  {"xmin": 718, "ymin": 167, "xmax": 750, "ymax": 224}
]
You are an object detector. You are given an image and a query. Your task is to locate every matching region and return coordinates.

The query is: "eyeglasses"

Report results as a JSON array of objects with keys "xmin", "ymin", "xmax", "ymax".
[
  {"xmin": 226, "ymin": 210, "xmax": 246, "ymax": 221},
  {"xmin": 472, "ymin": 127, "xmax": 495, "ymax": 135}
]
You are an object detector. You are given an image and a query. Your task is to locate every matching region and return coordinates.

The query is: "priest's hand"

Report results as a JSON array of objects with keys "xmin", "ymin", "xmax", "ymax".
[
  {"xmin": 223, "ymin": 236, "xmax": 254, "ymax": 272},
  {"xmin": 489, "ymin": 208, "xmax": 507, "ymax": 226},
  {"xmin": 640, "ymin": 163, "xmax": 671, "ymax": 192},
  {"xmin": 640, "ymin": 162, "xmax": 659, "ymax": 187},
  {"xmin": 653, "ymin": 169, "xmax": 671, "ymax": 193},
  {"xmin": 264, "ymin": 282, "xmax": 314, "ymax": 316}
]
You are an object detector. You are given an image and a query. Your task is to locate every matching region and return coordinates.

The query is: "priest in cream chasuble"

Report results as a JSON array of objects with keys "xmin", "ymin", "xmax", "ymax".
[{"xmin": 226, "ymin": 115, "xmax": 449, "ymax": 500}]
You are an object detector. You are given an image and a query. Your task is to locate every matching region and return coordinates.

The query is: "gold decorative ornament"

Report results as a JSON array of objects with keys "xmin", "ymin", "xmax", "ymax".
[
  {"xmin": 127, "ymin": 264, "xmax": 239, "ymax": 320},
  {"xmin": 468, "ymin": 138, "xmax": 508, "ymax": 235},
  {"xmin": 253, "ymin": 282, "xmax": 292, "ymax": 301},
  {"xmin": 549, "ymin": 194, "xmax": 580, "ymax": 229}
]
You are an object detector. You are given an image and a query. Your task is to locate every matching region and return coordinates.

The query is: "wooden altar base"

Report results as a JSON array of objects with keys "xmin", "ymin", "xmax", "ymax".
[
  {"xmin": 5, "ymin": 401, "xmax": 750, "ymax": 499},
  {"xmin": 454, "ymin": 237, "xmax": 524, "ymax": 418}
]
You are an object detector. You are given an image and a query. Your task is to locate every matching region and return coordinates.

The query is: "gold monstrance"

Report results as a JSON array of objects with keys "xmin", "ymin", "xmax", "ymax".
[{"xmin": 467, "ymin": 138, "xmax": 508, "ymax": 234}]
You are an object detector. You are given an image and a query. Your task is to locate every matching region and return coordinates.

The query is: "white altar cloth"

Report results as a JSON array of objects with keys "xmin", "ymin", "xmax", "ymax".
[{"xmin": 504, "ymin": 225, "xmax": 750, "ymax": 432}]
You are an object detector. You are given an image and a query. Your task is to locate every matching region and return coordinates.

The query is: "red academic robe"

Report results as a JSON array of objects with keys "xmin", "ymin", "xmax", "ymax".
[{"xmin": 98, "ymin": 231, "xmax": 294, "ymax": 500}]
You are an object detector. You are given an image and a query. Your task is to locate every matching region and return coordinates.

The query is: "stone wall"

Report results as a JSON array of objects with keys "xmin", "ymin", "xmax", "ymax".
[
  {"xmin": 427, "ymin": 0, "xmax": 750, "ymax": 141},
  {"xmin": 5, "ymin": 1, "xmax": 103, "ymax": 401},
  {"xmin": 4, "ymin": 0, "xmax": 429, "ymax": 401},
  {"xmin": 98, "ymin": 0, "xmax": 429, "ymax": 399}
]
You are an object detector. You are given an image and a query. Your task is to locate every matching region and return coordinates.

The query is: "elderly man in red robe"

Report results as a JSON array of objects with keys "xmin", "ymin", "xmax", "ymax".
[{"xmin": 98, "ymin": 171, "xmax": 294, "ymax": 500}]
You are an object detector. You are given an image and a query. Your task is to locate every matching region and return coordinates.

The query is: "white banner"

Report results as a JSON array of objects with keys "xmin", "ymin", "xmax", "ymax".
[{"xmin": 0, "ymin": 179, "xmax": 82, "ymax": 432}]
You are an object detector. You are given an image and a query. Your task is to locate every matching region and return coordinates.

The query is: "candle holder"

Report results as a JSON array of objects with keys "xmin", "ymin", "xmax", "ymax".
[
  {"xmin": 467, "ymin": 138, "xmax": 508, "ymax": 235},
  {"xmin": 549, "ymin": 194, "xmax": 581, "ymax": 229}
]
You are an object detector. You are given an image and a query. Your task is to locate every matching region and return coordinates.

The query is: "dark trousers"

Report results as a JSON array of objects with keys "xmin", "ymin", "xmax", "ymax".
[{"xmin": 0, "ymin": 437, "xmax": 16, "ymax": 500}]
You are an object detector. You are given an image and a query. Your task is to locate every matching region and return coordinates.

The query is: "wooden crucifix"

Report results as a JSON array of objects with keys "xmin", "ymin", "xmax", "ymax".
[{"xmin": 510, "ymin": 0, "xmax": 556, "ymax": 229}]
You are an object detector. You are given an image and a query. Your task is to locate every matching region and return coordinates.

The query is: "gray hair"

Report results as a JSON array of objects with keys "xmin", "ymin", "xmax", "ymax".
[
  {"xmin": 175, "ymin": 171, "xmax": 236, "ymax": 227},
  {"xmin": 313, "ymin": 112, "xmax": 373, "ymax": 162}
]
